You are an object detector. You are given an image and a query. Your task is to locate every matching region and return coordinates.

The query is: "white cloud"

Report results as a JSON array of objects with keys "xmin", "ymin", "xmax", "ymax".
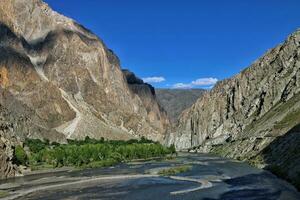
[
  {"xmin": 142, "ymin": 76, "xmax": 166, "ymax": 83},
  {"xmin": 191, "ymin": 78, "xmax": 218, "ymax": 86},
  {"xmin": 172, "ymin": 83, "xmax": 193, "ymax": 89},
  {"xmin": 172, "ymin": 77, "xmax": 218, "ymax": 89}
]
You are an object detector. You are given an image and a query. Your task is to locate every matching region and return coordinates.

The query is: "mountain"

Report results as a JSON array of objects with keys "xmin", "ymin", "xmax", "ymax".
[
  {"xmin": 0, "ymin": 0, "xmax": 169, "ymax": 178},
  {"xmin": 155, "ymin": 89, "xmax": 205, "ymax": 124},
  {"xmin": 122, "ymin": 70, "xmax": 170, "ymax": 134},
  {"xmin": 167, "ymin": 29, "xmax": 300, "ymax": 189}
]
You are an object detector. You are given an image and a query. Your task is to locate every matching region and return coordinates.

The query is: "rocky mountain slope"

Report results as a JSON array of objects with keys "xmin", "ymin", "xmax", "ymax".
[
  {"xmin": 155, "ymin": 89, "xmax": 205, "ymax": 124},
  {"xmin": 0, "ymin": 96, "xmax": 30, "ymax": 179},
  {"xmin": 0, "ymin": 109, "xmax": 20, "ymax": 179},
  {"xmin": 0, "ymin": 0, "xmax": 170, "ymax": 177},
  {"xmin": 167, "ymin": 29, "xmax": 300, "ymax": 189},
  {"xmin": 122, "ymin": 70, "xmax": 169, "ymax": 136}
]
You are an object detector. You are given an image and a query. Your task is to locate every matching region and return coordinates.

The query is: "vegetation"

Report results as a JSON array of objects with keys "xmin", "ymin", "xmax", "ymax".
[
  {"xmin": 169, "ymin": 144, "xmax": 176, "ymax": 155},
  {"xmin": 13, "ymin": 145, "xmax": 28, "ymax": 165},
  {"xmin": 247, "ymin": 155, "xmax": 264, "ymax": 167},
  {"xmin": 158, "ymin": 165, "xmax": 192, "ymax": 176},
  {"xmin": 24, "ymin": 137, "xmax": 176, "ymax": 169},
  {"xmin": 24, "ymin": 138, "xmax": 50, "ymax": 153}
]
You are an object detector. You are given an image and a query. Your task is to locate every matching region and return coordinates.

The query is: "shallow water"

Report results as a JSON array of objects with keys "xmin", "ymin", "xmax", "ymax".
[{"xmin": 1, "ymin": 153, "xmax": 299, "ymax": 200}]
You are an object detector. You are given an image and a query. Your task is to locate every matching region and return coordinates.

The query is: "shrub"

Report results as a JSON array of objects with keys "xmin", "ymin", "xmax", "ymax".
[
  {"xmin": 14, "ymin": 145, "xmax": 28, "ymax": 165},
  {"xmin": 24, "ymin": 138, "xmax": 48, "ymax": 153},
  {"xmin": 169, "ymin": 144, "xmax": 176, "ymax": 154},
  {"xmin": 26, "ymin": 137, "xmax": 175, "ymax": 169},
  {"xmin": 158, "ymin": 165, "xmax": 192, "ymax": 176}
]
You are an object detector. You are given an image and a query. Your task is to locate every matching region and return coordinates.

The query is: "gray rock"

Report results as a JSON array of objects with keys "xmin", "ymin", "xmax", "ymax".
[
  {"xmin": 169, "ymin": 28, "xmax": 300, "ymax": 189},
  {"xmin": 123, "ymin": 69, "xmax": 170, "ymax": 141},
  {"xmin": 172, "ymin": 29, "xmax": 300, "ymax": 150}
]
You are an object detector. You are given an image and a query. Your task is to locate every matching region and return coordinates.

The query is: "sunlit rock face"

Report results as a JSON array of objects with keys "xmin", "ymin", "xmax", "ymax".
[{"xmin": 0, "ymin": 0, "xmax": 169, "ymax": 145}]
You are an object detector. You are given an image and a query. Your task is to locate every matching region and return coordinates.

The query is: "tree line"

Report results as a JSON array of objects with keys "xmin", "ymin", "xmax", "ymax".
[{"xmin": 14, "ymin": 136, "xmax": 176, "ymax": 169}]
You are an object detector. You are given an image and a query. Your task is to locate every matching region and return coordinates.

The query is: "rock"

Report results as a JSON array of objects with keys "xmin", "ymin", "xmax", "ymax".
[
  {"xmin": 0, "ymin": 104, "xmax": 23, "ymax": 179},
  {"xmin": 169, "ymin": 28, "xmax": 300, "ymax": 189},
  {"xmin": 0, "ymin": 0, "xmax": 169, "ymax": 145},
  {"xmin": 122, "ymin": 69, "xmax": 170, "ymax": 141},
  {"xmin": 171, "ymin": 29, "xmax": 300, "ymax": 150}
]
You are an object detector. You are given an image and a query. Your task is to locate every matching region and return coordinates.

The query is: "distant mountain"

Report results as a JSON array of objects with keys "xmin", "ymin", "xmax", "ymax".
[{"xmin": 155, "ymin": 89, "xmax": 205, "ymax": 124}]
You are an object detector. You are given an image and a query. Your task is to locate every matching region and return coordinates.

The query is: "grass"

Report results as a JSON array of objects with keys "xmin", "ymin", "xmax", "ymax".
[
  {"xmin": 158, "ymin": 165, "xmax": 192, "ymax": 176},
  {"xmin": 0, "ymin": 190, "xmax": 8, "ymax": 198},
  {"xmin": 80, "ymin": 159, "xmax": 118, "ymax": 169}
]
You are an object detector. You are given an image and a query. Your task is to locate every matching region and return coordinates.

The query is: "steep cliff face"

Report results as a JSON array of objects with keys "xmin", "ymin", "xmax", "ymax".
[
  {"xmin": 155, "ymin": 89, "xmax": 205, "ymax": 124},
  {"xmin": 169, "ymin": 29, "xmax": 300, "ymax": 188},
  {"xmin": 0, "ymin": 0, "xmax": 168, "ymax": 143},
  {"xmin": 122, "ymin": 69, "xmax": 170, "ymax": 141}
]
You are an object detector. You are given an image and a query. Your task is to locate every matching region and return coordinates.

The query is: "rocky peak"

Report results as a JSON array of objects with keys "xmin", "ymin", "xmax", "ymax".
[
  {"xmin": 122, "ymin": 69, "xmax": 155, "ymax": 95},
  {"xmin": 0, "ymin": 0, "xmax": 169, "ymax": 145}
]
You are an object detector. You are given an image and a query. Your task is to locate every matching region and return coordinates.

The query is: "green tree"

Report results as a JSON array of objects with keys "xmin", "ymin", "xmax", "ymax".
[{"xmin": 14, "ymin": 145, "xmax": 28, "ymax": 165}]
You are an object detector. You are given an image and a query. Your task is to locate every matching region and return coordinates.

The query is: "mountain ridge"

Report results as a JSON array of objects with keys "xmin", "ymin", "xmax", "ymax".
[{"xmin": 167, "ymin": 29, "xmax": 300, "ymax": 189}]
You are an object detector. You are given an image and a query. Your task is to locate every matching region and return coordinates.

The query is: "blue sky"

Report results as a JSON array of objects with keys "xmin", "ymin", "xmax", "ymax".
[{"xmin": 45, "ymin": 0, "xmax": 300, "ymax": 88}]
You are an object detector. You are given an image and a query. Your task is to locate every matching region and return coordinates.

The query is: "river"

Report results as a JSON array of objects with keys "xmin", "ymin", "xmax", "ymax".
[{"xmin": 0, "ymin": 153, "xmax": 299, "ymax": 200}]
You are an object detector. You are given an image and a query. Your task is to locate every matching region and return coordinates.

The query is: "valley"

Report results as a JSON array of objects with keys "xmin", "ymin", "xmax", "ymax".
[{"xmin": 0, "ymin": 0, "xmax": 300, "ymax": 199}]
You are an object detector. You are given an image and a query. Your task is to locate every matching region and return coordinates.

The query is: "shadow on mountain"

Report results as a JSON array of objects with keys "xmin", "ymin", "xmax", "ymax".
[{"xmin": 260, "ymin": 124, "xmax": 300, "ymax": 191}]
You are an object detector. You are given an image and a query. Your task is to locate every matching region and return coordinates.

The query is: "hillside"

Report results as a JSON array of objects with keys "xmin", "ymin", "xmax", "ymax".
[{"xmin": 155, "ymin": 89, "xmax": 205, "ymax": 124}]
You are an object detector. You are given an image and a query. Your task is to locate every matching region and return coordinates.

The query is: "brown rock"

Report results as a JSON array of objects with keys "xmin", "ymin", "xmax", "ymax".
[{"xmin": 0, "ymin": 0, "xmax": 169, "ymax": 143}]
